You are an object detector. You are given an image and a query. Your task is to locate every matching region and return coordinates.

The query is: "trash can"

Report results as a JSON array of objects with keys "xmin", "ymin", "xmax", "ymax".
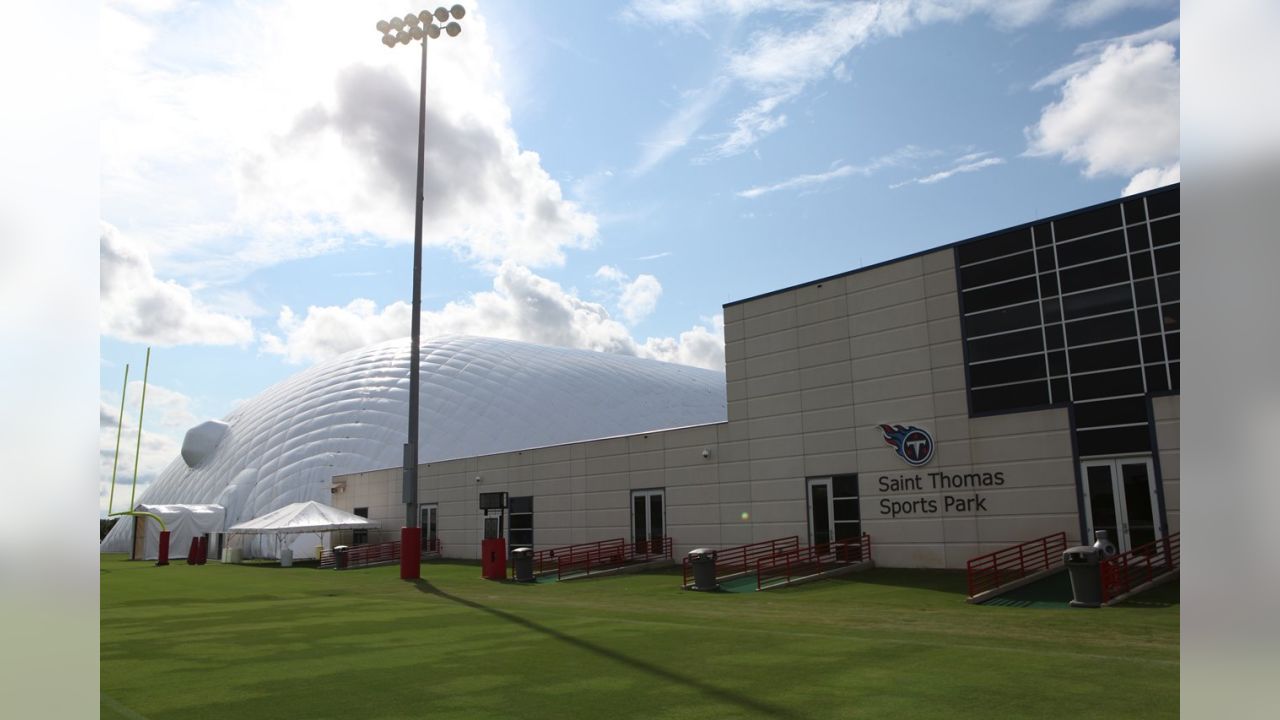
[
  {"xmin": 512, "ymin": 547, "xmax": 534, "ymax": 583},
  {"xmin": 1091, "ymin": 530, "xmax": 1118, "ymax": 559},
  {"xmin": 1063, "ymin": 544, "xmax": 1102, "ymax": 607},
  {"xmin": 279, "ymin": 547, "xmax": 293, "ymax": 567},
  {"xmin": 334, "ymin": 545, "xmax": 349, "ymax": 570},
  {"xmin": 689, "ymin": 548, "xmax": 718, "ymax": 591}
]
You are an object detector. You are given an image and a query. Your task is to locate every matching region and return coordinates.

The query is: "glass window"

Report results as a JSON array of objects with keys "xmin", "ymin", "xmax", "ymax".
[
  {"xmin": 1126, "ymin": 227, "xmax": 1151, "ymax": 252},
  {"xmin": 1032, "ymin": 222, "xmax": 1053, "ymax": 246},
  {"xmin": 1048, "ymin": 350, "xmax": 1068, "ymax": 376},
  {"xmin": 1133, "ymin": 279, "xmax": 1157, "ymax": 306},
  {"xmin": 833, "ymin": 498, "xmax": 860, "ymax": 522},
  {"xmin": 1145, "ymin": 364, "xmax": 1170, "ymax": 392},
  {"xmin": 1050, "ymin": 378, "xmax": 1070, "ymax": 403},
  {"xmin": 1059, "ymin": 256, "xmax": 1131, "ymax": 294},
  {"xmin": 1146, "ymin": 188, "xmax": 1179, "ymax": 218},
  {"xmin": 1122, "ymin": 198, "xmax": 1147, "ymax": 224},
  {"xmin": 962, "ymin": 276, "xmax": 1040, "ymax": 313},
  {"xmin": 1157, "ymin": 274, "xmax": 1179, "ymax": 303},
  {"xmin": 1141, "ymin": 335, "xmax": 1166, "ymax": 363},
  {"xmin": 971, "ymin": 380, "xmax": 1050, "ymax": 413},
  {"xmin": 1150, "ymin": 217, "xmax": 1179, "ymax": 246},
  {"xmin": 509, "ymin": 496, "xmax": 533, "ymax": 514},
  {"xmin": 1035, "ymin": 247, "xmax": 1056, "ymax": 271},
  {"xmin": 967, "ymin": 327, "xmax": 1044, "ymax": 362},
  {"xmin": 1073, "ymin": 396, "xmax": 1149, "ymax": 428},
  {"xmin": 1154, "ymin": 245, "xmax": 1179, "ymax": 274},
  {"xmin": 1077, "ymin": 426, "xmax": 1152, "ymax": 456},
  {"xmin": 959, "ymin": 251, "xmax": 1036, "ymax": 288},
  {"xmin": 1170, "ymin": 361, "xmax": 1179, "ymax": 390},
  {"xmin": 833, "ymin": 475, "xmax": 858, "ymax": 498},
  {"xmin": 509, "ymin": 514, "xmax": 532, "ymax": 530},
  {"xmin": 1038, "ymin": 272, "xmax": 1059, "ymax": 296},
  {"xmin": 1070, "ymin": 368, "xmax": 1145, "ymax": 400},
  {"xmin": 1129, "ymin": 251, "xmax": 1154, "ymax": 279},
  {"xmin": 969, "ymin": 354, "xmax": 1048, "ymax": 388},
  {"xmin": 1045, "ymin": 325, "xmax": 1065, "ymax": 350},
  {"xmin": 956, "ymin": 228, "xmax": 1033, "ymax": 266},
  {"xmin": 1062, "ymin": 284, "xmax": 1134, "ymax": 321},
  {"xmin": 1068, "ymin": 339, "xmax": 1141, "ymax": 373},
  {"xmin": 1041, "ymin": 298, "xmax": 1062, "ymax": 323},
  {"xmin": 1161, "ymin": 303, "xmax": 1179, "ymax": 331},
  {"xmin": 1055, "ymin": 230, "xmax": 1126, "ymax": 268},
  {"xmin": 1137, "ymin": 307, "xmax": 1162, "ymax": 335},
  {"xmin": 1053, "ymin": 204, "xmax": 1123, "ymax": 241},
  {"xmin": 1165, "ymin": 332, "xmax": 1180, "ymax": 361},
  {"xmin": 1065, "ymin": 312, "xmax": 1137, "ymax": 346},
  {"xmin": 963, "ymin": 302, "xmax": 1042, "ymax": 338}
]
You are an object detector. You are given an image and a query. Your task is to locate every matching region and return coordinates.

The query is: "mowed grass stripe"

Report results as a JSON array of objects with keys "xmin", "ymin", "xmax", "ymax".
[{"xmin": 102, "ymin": 554, "xmax": 1178, "ymax": 719}]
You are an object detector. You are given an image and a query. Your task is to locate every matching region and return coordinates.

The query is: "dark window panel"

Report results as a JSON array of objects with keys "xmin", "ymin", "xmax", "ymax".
[
  {"xmin": 1059, "ymin": 257, "xmax": 1131, "ymax": 294},
  {"xmin": 1157, "ymin": 274, "xmax": 1179, "ymax": 303},
  {"xmin": 1150, "ymin": 217, "xmax": 1179, "ymax": 246},
  {"xmin": 1155, "ymin": 245, "xmax": 1179, "ymax": 274},
  {"xmin": 1130, "ymin": 251, "xmax": 1154, "ymax": 279},
  {"xmin": 1042, "ymin": 298, "xmax": 1062, "ymax": 322},
  {"xmin": 1054, "ymin": 204, "xmax": 1123, "ymax": 241},
  {"xmin": 1062, "ymin": 284, "xmax": 1135, "ymax": 321},
  {"xmin": 1074, "ymin": 396, "xmax": 1150, "ymax": 428},
  {"xmin": 1050, "ymin": 378, "xmax": 1070, "ymax": 402},
  {"xmin": 509, "ymin": 496, "xmax": 533, "ymax": 514},
  {"xmin": 1055, "ymin": 229, "xmax": 1126, "ymax": 268},
  {"xmin": 964, "ymin": 302, "xmax": 1043, "ymax": 338},
  {"xmin": 833, "ymin": 475, "xmax": 858, "ymax": 498},
  {"xmin": 509, "ymin": 514, "xmax": 533, "ymax": 530},
  {"xmin": 1162, "ymin": 303, "xmax": 1180, "ymax": 331},
  {"xmin": 1036, "ymin": 247, "xmax": 1056, "ymax": 271},
  {"xmin": 1033, "ymin": 222, "xmax": 1053, "ymax": 246},
  {"xmin": 1071, "ymin": 367, "xmax": 1145, "ymax": 400},
  {"xmin": 1138, "ymin": 307, "xmax": 1162, "ymax": 335},
  {"xmin": 967, "ymin": 328, "xmax": 1044, "ymax": 362},
  {"xmin": 957, "ymin": 228, "xmax": 1033, "ymax": 266},
  {"xmin": 833, "ymin": 499, "xmax": 860, "ymax": 522},
  {"xmin": 1133, "ymin": 279, "xmax": 1157, "ymax": 306},
  {"xmin": 1077, "ymin": 426, "xmax": 1153, "ymax": 456},
  {"xmin": 962, "ymin": 276, "xmax": 1041, "ymax": 313},
  {"xmin": 510, "ymin": 530, "xmax": 533, "ymax": 546},
  {"xmin": 1038, "ymin": 272, "xmax": 1059, "ymax": 296},
  {"xmin": 1048, "ymin": 350, "xmax": 1068, "ymax": 376},
  {"xmin": 1165, "ymin": 332, "xmax": 1180, "ymax": 361},
  {"xmin": 1127, "ymin": 227, "xmax": 1151, "ymax": 252},
  {"xmin": 1145, "ymin": 364, "xmax": 1170, "ymax": 392},
  {"xmin": 1122, "ymin": 198, "xmax": 1147, "ymax": 224},
  {"xmin": 1069, "ymin": 339, "xmax": 1141, "ymax": 373},
  {"xmin": 1065, "ymin": 312, "xmax": 1137, "ymax": 346},
  {"xmin": 971, "ymin": 380, "xmax": 1050, "ymax": 414},
  {"xmin": 969, "ymin": 354, "xmax": 1049, "ymax": 387},
  {"xmin": 1141, "ymin": 335, "xmax": 1166, "ymax": 363},
  {"xmin": 1146, "ymin": 187, "xmax": 1179, "ymax": 218},
  {"xmin": 959, "ymin": 251, "xmax": 1037, "ymax": 289},
  {"xmin": 1045, "ymin": 325, "xmax": 1065, "ymax": 350},
  {"xmin": 1170, "ymin": 361, "xmax": 1179, "ymax": 390}
]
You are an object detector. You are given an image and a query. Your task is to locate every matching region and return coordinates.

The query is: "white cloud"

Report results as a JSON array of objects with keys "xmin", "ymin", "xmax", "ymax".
[
  {"xmin": 102, "ymin": 0, "xmax": 598, "ymax": 283},
  {"xmin": 738, "ymin": 145, "xmax": 937, "ymax": 198},
  {"xmin": 1026, "ymin": 38, "xmax": 1179, "ymax": 191},
  {"xmin": 100, "ymin": 223, "xmax": 254, "ymax": 346},
  {"xmin": 633, "ymin": 79, "xmax": 729, "ymax": 175},
  {"xmin": 260, "ymin": 264, "xmax": 721, "ymax": 369},
  {"xmin": 595, "ymin": 265, "xmax": 664, "ymax": 325},
  {"xmin": 889, "ymin": 152, "xmax": 1006, "ymax": 188},
  {"xmin": 1063, "ymin": 0, "xmax": 1172, "ymax": 27},
  {"xmin": 1122, "ymin": 162, "xmax": 1180, "ymax": 195}
]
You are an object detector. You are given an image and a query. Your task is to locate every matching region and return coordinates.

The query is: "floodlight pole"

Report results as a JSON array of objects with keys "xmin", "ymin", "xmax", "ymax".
[{"xmin": 404, "ymin": 28, "xmax": 428, "ymax": 532}]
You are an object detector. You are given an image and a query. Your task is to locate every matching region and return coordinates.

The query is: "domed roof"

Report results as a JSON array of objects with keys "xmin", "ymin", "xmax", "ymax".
[{"xmin": 102, "ymin": 335, "xmax": 726, "ymax": 552}]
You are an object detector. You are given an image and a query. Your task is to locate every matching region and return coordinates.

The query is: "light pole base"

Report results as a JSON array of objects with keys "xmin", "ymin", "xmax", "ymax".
[{"xmin": 400, "ymin": 527, "xmax": 421, "ymax": 580}]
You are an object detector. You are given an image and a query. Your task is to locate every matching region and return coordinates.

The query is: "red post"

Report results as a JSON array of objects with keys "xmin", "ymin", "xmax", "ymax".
[
  {"xmin": 186, "ymin": 537, "xmax": 200, "ymax": 564},
  {"xmin": 400, "ymin": 527, "xmax": 421, "ymax": 580},
  {"xmin": 156, "ymin": 530, "xmax": 171, "ymax": 566},
  {"xmin": 196, "ymin": 536, "xmax": 208, "ymax": 565}
]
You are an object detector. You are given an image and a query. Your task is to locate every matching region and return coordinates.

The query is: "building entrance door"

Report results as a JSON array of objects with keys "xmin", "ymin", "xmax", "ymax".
[
  {"xmin": 419, "ymin": 504, "xmax": 438, "ymax": 553},
  {"xmin": 1080, "ymin": 457, "xmax": 1160, "ymax": 553},
  {"xmin": 631, "ymin": 489, "xmax": 664, "ymax": 554},
  {"xmin": 806, "ymin": 475, "xmax": 860, "ymax": 550}
]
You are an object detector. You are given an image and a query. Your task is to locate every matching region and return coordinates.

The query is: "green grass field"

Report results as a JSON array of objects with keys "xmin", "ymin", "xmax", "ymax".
[{"xmin": 101, "ymin": 554, "xmax": 1178, "ymax": 719}]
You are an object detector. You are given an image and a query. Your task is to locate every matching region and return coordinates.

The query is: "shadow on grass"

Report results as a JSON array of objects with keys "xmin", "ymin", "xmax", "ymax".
[
  {"xmin": 820, "ymin": 568, "xmax": 969, "ymax": 596},
  {"xmin": 413, "ymin": 579, "xmax": 803, "ymax": 720}
]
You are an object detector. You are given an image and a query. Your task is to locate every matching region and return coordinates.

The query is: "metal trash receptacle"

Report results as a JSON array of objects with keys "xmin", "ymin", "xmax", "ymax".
[
  {"xmin": 689, "ymin": 548, "xmax": 718, "ymax": 591},
  {"xmin": 512, "ymin": 547, "xmax": 534, "ymax": 583},
  {"xmin": 279, "ymin": 547, "xmax": 294, "ymax": 567},
  {"xmin": 1063, "ymin": 544, "xmax": 1102, "ymax": 607},
  {"xmin": 334, "ymin": 545, "xmax": 349, "ymax": 570}
]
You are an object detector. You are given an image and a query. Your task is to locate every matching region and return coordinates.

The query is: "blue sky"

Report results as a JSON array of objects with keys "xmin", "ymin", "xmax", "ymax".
[{"xmin": 99, "ymin": 0, "xmax": 1180, "ymax": 512}]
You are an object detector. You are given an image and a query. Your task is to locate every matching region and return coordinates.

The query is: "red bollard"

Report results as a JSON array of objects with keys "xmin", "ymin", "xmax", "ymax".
[
  {"xmin": 186, "ymin": 537, "xmax": 200, "ymax": 565},
  {"xmin": 196, "ymin": 536, "xmax": 208, "ymax": 565},
  {"xmin": 400, "ymin": 527, "xmax": 421, "ymax": 580},
  {"xmin": 156, "ymin": 530, "xmax": 171, "ymax": 566}
]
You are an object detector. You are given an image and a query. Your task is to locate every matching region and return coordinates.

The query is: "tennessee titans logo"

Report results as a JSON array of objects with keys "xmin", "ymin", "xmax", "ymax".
[{"xmin": 880, "ymin": 424, "xmax": 935, "ymax": 466}]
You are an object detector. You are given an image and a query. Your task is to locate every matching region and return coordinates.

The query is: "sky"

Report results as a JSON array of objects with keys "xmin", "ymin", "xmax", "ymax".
[{"xmin": 98, "ymin": 0, "xmax": 1181, "ymax": 515}]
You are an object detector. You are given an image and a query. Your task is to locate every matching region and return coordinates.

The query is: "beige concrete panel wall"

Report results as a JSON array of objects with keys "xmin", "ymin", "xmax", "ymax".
[{"xmin": 1152, "ymin": 395, "xmax": 1180, "ymax": 533}]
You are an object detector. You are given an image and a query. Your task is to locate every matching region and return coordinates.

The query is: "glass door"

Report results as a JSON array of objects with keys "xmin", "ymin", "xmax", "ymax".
[
  {"xmin": 419, "ymin": 504, "xmax": 438, "ymax": 553},
  {"xmin": 631, "ymin": 489, "xmax": 664, "ymax": 555},
  {"xmin": 1080, "ymin": 457, "xmax": 1160, "ymax": 553},
  {"xmin": 807, "ymin": 478, "xmax": 833, "ymax": 549}
]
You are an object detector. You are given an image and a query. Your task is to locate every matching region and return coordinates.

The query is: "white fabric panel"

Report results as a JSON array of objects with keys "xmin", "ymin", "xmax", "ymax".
[
  {"xmin": 133, "ymin": 503, "xmax": 225, "ymax": 560},
  {"xmin": 228, "ymin": 500, "xmax": 378, "ymax": 534},
  {"xmin": 103, "ymin": 335, "xmax": 726, "ymax": 557}
]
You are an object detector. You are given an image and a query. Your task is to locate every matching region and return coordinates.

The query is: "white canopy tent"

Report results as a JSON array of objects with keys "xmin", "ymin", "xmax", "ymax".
[
  {"xmin": 228, "ymin": 501, "xmax": 379, "ymax": 559},
  {"xmin": 132, "ymin": 504, "xmax": 226, "ymax": 560}
]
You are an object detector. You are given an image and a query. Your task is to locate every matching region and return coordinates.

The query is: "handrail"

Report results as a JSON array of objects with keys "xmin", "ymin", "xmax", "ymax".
[
  {"xmin": 755, "ymin": 534, "xmax": 871, "ymax": 591},
  {"xmin": 519, "ymin": 538, "xmax": 629, "ymax": 579},
  {"xmin": 682, "ymin": 536, "xmax": 800, "ymax": 586},
  {"xmin": 320, "ymin": 540, "xmax": 401, "ymax": 569},
  {"xmin": 965, "ymin": 532, "xmax": 1068, "ymax": 597},
  {"xmin": 1100, "ymin": 532, "xmax": 1179, "ymax": 603},
  {"xmin": 555, "ymin": 536, "xmax": 673, "ymax": 580}
]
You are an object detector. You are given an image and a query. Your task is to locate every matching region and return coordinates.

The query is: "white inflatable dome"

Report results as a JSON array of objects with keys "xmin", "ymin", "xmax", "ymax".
[{"xmin": 102, "ymin": 335, "xmax": 726, "ymax": 554}]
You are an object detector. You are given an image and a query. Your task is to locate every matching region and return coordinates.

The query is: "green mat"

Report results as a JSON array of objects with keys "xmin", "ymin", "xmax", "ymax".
[
  {"xmin": 981, "ymin": 570, "xmax": 1074, "ymax": 609},
  {"xmin": 717, "ymin": 573, "xmax": 760, "ymax": 593}
]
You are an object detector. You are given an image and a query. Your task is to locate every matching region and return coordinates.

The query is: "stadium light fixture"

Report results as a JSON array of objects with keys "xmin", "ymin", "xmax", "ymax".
[{"xmin": 373, "ymin": 6, "xmax": 465, "ymax": 549}]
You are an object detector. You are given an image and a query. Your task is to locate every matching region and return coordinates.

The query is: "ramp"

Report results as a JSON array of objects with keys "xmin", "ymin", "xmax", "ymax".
[
  {"xmin": 979, "ymin": 568, "xmax": 1073, "ymax": 608},
  {"xmin": 519, "ymin": 537, "xmax": 675, "ymax": 582},
  {"xmin": 681, "ymin": 536, "xmax": 799, "ymax": 590},
  {"xmin": 755, "ymin": 534, "xmax": 874, "ymax": 591},
  {"xmin": 965, "ymin": 532, "xmax": 1068, "ymax": 604}
]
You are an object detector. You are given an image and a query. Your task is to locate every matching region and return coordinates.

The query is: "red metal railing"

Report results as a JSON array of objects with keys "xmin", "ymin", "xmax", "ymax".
[
  {"xmin": 1100, "ymin": 532, "xmax": 1179, "ymax": 603},
  {"xmin": 755, "ymin": 534, "xmax": 871, "ymax": 591},
  {"xmin": 556, "ymin": 536, "xmax": 673, "ymax": 580},
  {"xmin": 514, "ymin": 538, "xmax": 629, "ymax": 579},
  {"xmin": 965, "ymin": 532, "xmax": 1068, "ymax": 598},
  {"xmin": 319, "ymin": 540, "xmax": 400, "ymax": 569},
  {"xmin": 681, "ymin": 536, "xmax": 800, "ymax": 587}
]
